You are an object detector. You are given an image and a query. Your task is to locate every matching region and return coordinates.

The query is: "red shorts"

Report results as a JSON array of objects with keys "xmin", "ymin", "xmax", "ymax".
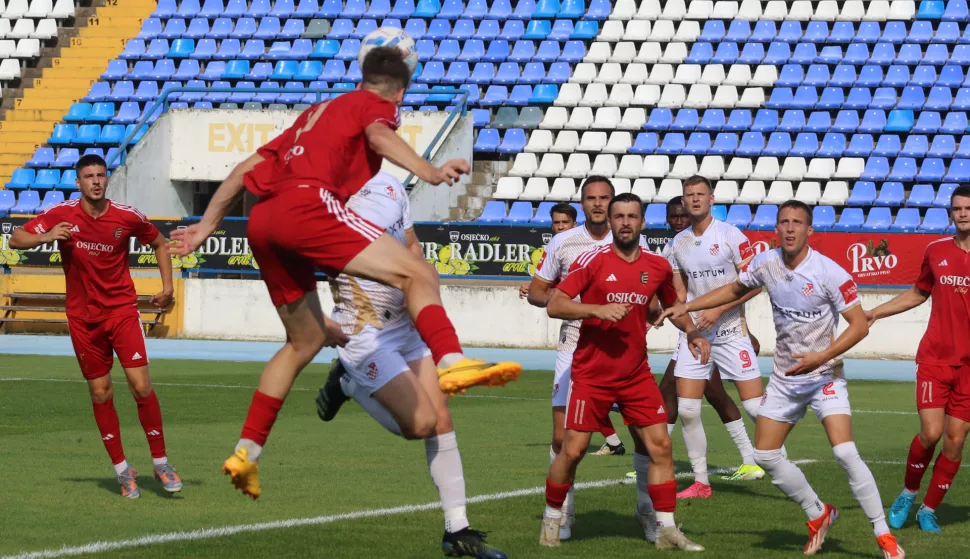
[
  {"xmin": 248, "ymin": 186, "xmax": 383, "ymax": 307},
  {"xmin": 916, "ymin": 363, "xmax": 970, "ymax": 423},
  {"xmin": 566, "ymin": 375, "xmax": 668, "ymax": 431},
  {"xmin": 67, "ymin": 310, "xmax": 149, "ymax": 380}
]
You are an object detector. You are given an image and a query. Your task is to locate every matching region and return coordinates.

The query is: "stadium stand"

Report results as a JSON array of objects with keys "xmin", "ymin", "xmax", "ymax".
[{"xmin": 0, "ymin": 0, "xmax": 961, "ymax": 233}]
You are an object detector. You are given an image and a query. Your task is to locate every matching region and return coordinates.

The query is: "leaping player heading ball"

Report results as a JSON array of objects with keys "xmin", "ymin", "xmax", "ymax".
[{"xmin": 172, "ymin": 47, "xmax": 522, "ymax": 499}]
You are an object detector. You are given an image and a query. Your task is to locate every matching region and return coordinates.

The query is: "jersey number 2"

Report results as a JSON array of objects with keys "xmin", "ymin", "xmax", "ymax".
[
  {"xmin": 921, "ymin": 381, "xmax": 933, "ymax": 404},
  {"xmin": 739, "ymin": 350, "xmax": 753, "ymax": 369}
]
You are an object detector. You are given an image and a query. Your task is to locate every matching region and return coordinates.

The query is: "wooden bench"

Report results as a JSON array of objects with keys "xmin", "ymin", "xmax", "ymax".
[{"xmin": 1, "ymin": 292, "xmax": 169, "ymax": 334}]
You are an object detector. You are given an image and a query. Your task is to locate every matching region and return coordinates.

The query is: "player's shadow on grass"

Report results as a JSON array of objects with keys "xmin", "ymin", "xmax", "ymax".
[
  {"xmin": 63, "ymin": 476, "xmax": 200, "ymax": 499},
  {"xmin": 938, "ymin": 503, "xmax": 970, "ymax": 525},
  {"xmin": 568, "ymin": 510, "xmax": 647, "ymax": 541},
  {"xmin": 721, "ymin": 529, "xmax": 872, "ymax": 558}
]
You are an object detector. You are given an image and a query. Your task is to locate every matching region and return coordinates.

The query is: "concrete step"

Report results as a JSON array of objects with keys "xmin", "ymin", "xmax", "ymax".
[
  {"xmin": 464, "ymin": 183, "xmax": 495, "ymax": 198},
  {"xmin": 1, "ymin": 131, "xmax": 54, "ymax": 144},
  {"xmin": 457, "ymin": 195, "xmax": 486, "ymax": 212},
  {"xmin": 0, "ymin": 144, "xmax": 41, "ymax": 159},
  {"xmin": 3, "ymin": 109, "xmax": 71, "ymax": 121},
  {"xmin": 5, "ymin": 97, "xmax": 76, "ymax": 110},
  {"xmin": 67, "ymin": 36, "xmax": 133, "ymax": 49},
  {"xmin": 0, "ymin": 164, "xmax": 21, "ymax": 177},
  {"xmin": 29, "ymin": 78, "xmax": 98, "ymax": 90},
  {"xmin": 0, "ymin": 121, "xmax": 57, "ymax": 132}
]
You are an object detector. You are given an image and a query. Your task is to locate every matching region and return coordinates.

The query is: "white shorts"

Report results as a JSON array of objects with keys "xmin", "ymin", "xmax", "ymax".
[
  {"xmin": 670, "ymin": 332, "xmax": 686, "ymax": 362},
  {"xmin": 673, "ymin": 336, "xmax": 761, "ymax": 382},
  {"xmin": 759, "ymin": 376, "xmax": 852, "ymax": 424},
  {"xmin": 336, "ymin": 320, "xmax": 431, "ymax": 395},
  {"xmin": 552, "ymin": 349, "xmax": 572, "ymax": 408}
]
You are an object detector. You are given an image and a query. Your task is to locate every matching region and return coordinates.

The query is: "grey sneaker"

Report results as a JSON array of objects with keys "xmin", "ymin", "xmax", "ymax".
[
  {"xmin": 656, "ymin": 526, "xmax": 704, "ymax": 552},
  {"xmin": 559, "ymin": 514, "xmax": 574, "ymax": 540},
  {"xmin": 153, "ymin": 463, "xmax": 183, "ymax": 493},
  {"xmin": 636, "ymin": 506, "xmax": 657, "ymax": 543},
  {"xmin": 118, "ymin": 466, "xmax": 140, "ymax": 499}
]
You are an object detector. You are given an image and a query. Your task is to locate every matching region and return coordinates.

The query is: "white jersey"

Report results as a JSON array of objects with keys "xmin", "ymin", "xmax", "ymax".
[
  {"xmin": 330, "ymin": 172, "xmax": 412, "ymax": 334},
  {"xmin": 667, "ymin": 218, "xmax": 754, "ymax": 344},
  {"xmin": 738, "ymin": 248, "xmax": 861, "ymax": 384},
  {"xmin": 535, "ymin": 225, "xmax": 648, "ymax": 353}
]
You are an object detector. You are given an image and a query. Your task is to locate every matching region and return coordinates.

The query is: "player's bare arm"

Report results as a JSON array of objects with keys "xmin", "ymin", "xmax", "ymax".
[
  {"xmin": 546, "ymin": 288, "xmax": 630, "ymax": 322},
  {"xmin": 786, "ymin": 304, "xmax": 870, "ymax": 377},
  {"xmin": 656, "ymin": 279, "xmax": 752, "ymax": 326},
  {"xmin": 865, "ymin": 286, "xmax": 930, "ymax": 326},
  {"xmin": 365, "ymin": 123, "xmax": 469, "ymax": 186},
  {"xmin": 8, "ymin": 222, "xmax": 73, "ymax": 249},
  {"xmin": 170, "ymin": 152, "xmax": 265, "ymax": 256},
  {"xmin": 526, "ymin": 276, "xmax": 553, "ymax": 308},
  {"xmin": 149, "ymin": 233, "xmax": 175, "ymax": 308},
  {"xmin": 404, "ymin": 227, "xmax": 422, "ymax": 258},
  {"xmin": 696, "ymin": 287, "xmax": 764, "ymax": 332},
  {"xmin": 668, "ymin": 314, "xmax": 712, "ymax": 365}
]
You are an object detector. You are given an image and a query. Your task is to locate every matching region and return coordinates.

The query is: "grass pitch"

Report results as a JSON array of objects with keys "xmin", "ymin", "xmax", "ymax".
[{"xmin": 1, "ymin": 355, "xmax": 968, "ymax": 558}]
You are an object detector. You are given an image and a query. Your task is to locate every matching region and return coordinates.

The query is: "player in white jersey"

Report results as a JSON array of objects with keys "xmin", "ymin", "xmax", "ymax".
[
  {"xmin": 666, "ymin": 176, "xmax": 765, "ymax": 498},
  {"xmin": 657, "ymin": 196, "xmax": 766, "ymax": 485},
  {"xmin": 657, "ymin": 200, "xmax": 905, "ymax": 559},
  {"xmin": 314, "ymin": 172, "xmax": 507, "ymax": 559},
  {"xmin": 519, "ymin": 203, "xmax": 578, "ymax": 300}
]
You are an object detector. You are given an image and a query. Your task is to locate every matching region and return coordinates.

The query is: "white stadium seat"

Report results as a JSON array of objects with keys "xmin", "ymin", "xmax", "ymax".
[
  {"xmin": 14, "ymin": 38, "xmax": 39, "ymax": 57},
  {"xmin": 736, "ymin": 181, "xmax": 767, "ymax": 204},
  {"xmin": 713, "ymin": 181, "xmax": 739, "ymax": 204},
  {"xmin": 613, "ymin": 178, "xmax": 632, "ymax": 195},
  {"xmin": 819, "ymin": 181, "xmax": 849, "ymax": 205},
  {"xmin": 31, "ymin": 18, "xmax": 57, "ymax": 39},
  {"xmin": 699, "ymin": 64, "xmax": 725, "ymax": 86},
  {"xmin": 635, "ymin": 0, "xmax": 661, "ymax": 20},
  {"xmin": 764, "ymin": 181, "xmax": 795, "ymax": 205},
  {"xmin": 0, "ymin": 58, "xmax": 20, "ymax": 79},
  {"xmin": 591, "ymin": 154, "xmax": 617, "ymax": 177},
  {"xmin": 26, "ymin": 0, "xmax": 53, "ymax": 18},
  {"xmin": 763, "ymin": 1, "xmax": 788, "ymax": 20},
  {"xmin": 751, "ymin": 158, "xmax": 780, "ymax": 181},
  {"xmin": 751, "ymin": 65, "xmax": 779, "ymax": 87},
  {"xmin": 525, "ymin": 130, "xmax": 553, "ymax": 152},
  {"xmin": 777, "ymin": 158, "xmax": 807, "ymax": 181},
  {"xmin": 593, "ymin": 106, "xmax": 620, "ymax": 129},
  {"xmin": 724, "ymin": 158, "xmax": 753, "ymax": 180},
  {"xmin": 510, "ymin": 153, "xmax": 539, "ymax": 177},
  {"xmin": 599, "ymin": 20, "xmax": 624, "ymax": 42},
  {"xmin": 604, "ymin": 131, "xmax": 632, "ymax": 153},
  {"xmin": 794, "ymin": 182, "xmax": 822, "ymax": 205},
  {"xmin": 548, "ymin": 178, "xmax": 576, "ymax": 201},
  {"xmin": 698, "ymin": 156, "xmax": 725, "ymax": 180},
  {"xmin": 578, "ymin": 131, "xmax": 607, "ymax": 152},
  {"xmin": 659, "ymin": 84, "xmax": 684, "ymax": 108},
  {"xmin": 648, "ymin": 19, "xmax": 674, "ymax": 41},
  {"xmin": 9, "ymin": 19, "xmax": 35, "ymax": 39},
  {"xmin": 660, "ymin": 42, "xmax": 687, "ymax": 64},
  {"xmin": 645, "ymin": 63, "xmax": 673, "ymax": 85},
  {"xmin": 563, "ymin": 153, "xmax": 592, "ymax": 178},
  {"xmin": 737, "ymin": 0, "xmax": 762, "ymax": 20},
  {"xmin": 685, "ymin": 84, "xmax": 712, "ymax": 109},
  {"xmin": 788, "ymin": 1, "xmax": 813, "ymax": 21},
  {"xmin": 712, "ymin": 1, "xmax": 738, "ymax": 19},
  {"xmin": 711, "ymin": 85, "xmax": 739, "ymax": 108},
  {"xmin": 620, "ymin": 63, "xmax": 648, "ymax": 85},
  {"xmin": 570, "ymin": 63, "xmax": 596, "ymax": 84},
  {"xmin": 737, "ymin": 87, "xmax": 765, "ymax": 108},
  {"xmin": 554, "ymin": 83, "xmax": 582, "ymax": 107},
  {"xmin": 616, "ymin": 154, "xmax": 642, "ymax": 178},
  {"xmin": 641, "ymin": 155, "xmax": 669, "ymax": 178},
  {"xmin": 610, "ymin": 0, "xmax": 636, "ymax": 20},
  {"xmin": 888, "ymin": 0, "xmax": 915, "ymax": 20},
  {"xmin": 632, "ymin": 179, "xmax": 656, "ymax": 202},
  {"xmin": 669, "ymin": 155, "xmax": 698, "ymax": 179},
  {"xmin": 51, "ymin": 0, "xmax": 74, "ymax": 19},
  {"xmin": 864, "ymin": 0, "xmax": 890, "ymax": 21},
  {"xmin": 595, "ymin": 63, "xmax": 622, "ymax": 84},
  {"xmin": 834, "ymin": 158, "xmax": 865, "ymax": 179},
  {"xmin": 493, "ymin": 177, "xmax": 524, "ymax": 200},
  {"xmin": 551, "ymin": 130, "xmax": 579, "ymax": 152},
  {"xmin": 724, "ymin": 65, "xmax": 752, "ymax": 86},
  {"xmin": 839, "ymin": 1, "xmax": 865, "ymax": 21},
  {"xmin": 623, "ymin": 20, "xmax": 650, "ymax": 41},
  {"xmin": 605, "ymin": 83, "xmax": 633, "ymax": 106},
  {"xmin": 539, "ymin": 106, "xmax": 567, "ymax": 129},
  {"xmin": 806, "ymin": 158, "xmax": 836, "ymax": 180},
  {"xmin": 4, "ymin": 0, "xmax": 28, "ymax": 19},
  {"xmin": 635, "ymin": 42, "xmax": 662, "ymax": 63},
  {"xmin": 673, "ymin": 64, "xmax": 701, "ymax": 85},
  {"xmin": 520, "ymin": 178, "xmax": 550, "ymax": 201},
  {"xmin": 685, "ymin": 0, "xmax": 712, "ymax": 20},
  {"xmin": 584, "ymin": 42, "xmax": 611, "ymax": 63},
  {"xmin": 813, "ymin": 1, "xmax": 839, "ymax": 21},
  {"xmin": 0, "ymin": 0, "xmax": 6, "ymax": 15},
  {"xmin": 610, "ymin": 42, "xmax": 636, "ymax": 63},
  {"xmin": 619, "ymin": 107, "xmax": 646, "ymax": 130},
  {"xmin": 655, "ymin": 179, "xmax": 683, "ymax": 203},
  {"xmin": 660, "ymin": 0, "xmax": 686, "ymax": 20},
  {"xmin": 566, "ymin": 106, "xmax": 593, "ymax": 129},
  {"xmin": 674, "ymin": 20, "xmax": 700, "ymax": 42},
  {"xmin": 535, "ymin": 153, "xmax": 565, "ymax": 177},
  {"xmin": 0, "ymin": 19, "xmax": 10, "ymax": 39},
  {"xmin": 633, "ymin": 84, "xmax": 661, "ymax": 105}
]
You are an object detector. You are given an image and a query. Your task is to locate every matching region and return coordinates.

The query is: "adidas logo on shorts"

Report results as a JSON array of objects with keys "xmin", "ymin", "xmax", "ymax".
[{"xmin": 132, "ymin": 352, "xmax": 142, "ymax": 360}]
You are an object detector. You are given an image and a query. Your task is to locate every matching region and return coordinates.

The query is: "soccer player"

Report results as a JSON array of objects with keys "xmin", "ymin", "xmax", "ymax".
[
  {"xmin": 518, "ymin": 202, "xmax": 577, "ymax": 300},
  {"xmin": 657, "ymin": 196, "xmax": 767, "ymax": 484},
  {"xmin": 525, "ymin": 177, "xmax": 630, "ymax": 540},
  {"xmin": 9, "ymin": 154, "xmax": 180, "ymax": 498},
  {"xmin": 540, "ymin": 192, "xmax": 708, "ymax": 551},
  {"xmin": 665, "ymin": 175, "xmax": 765, "ymax": 499},
  {"xmin": 868, "ymin": 184, "xmax": 970, "ymax": 533},
  {"xmin": 657, "ymin": 200, "xmax": 905, "ymax": 558},
  {"xmin": 171, "ymin": 47, "xmax": 521, "ymax": 499},
  {"xmin": 315, "ymin": 172, "xmax": 506, "ymax": 558}
]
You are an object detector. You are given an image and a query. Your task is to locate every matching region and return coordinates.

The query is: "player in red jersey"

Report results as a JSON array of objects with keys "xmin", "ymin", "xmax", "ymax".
[
  {"xmin": 9, "ymin": 154, "xmax": 179, "ymax": 499},
  {"xmin": 869, "ymin": 185, "xmax": 970, "ymax": 533},
  {"xmin": 171, "ymin": 47, "xmax": 521, "ymax": 499},
  {"xmin": 539, "ymin": 193, "xmax": 710, "ymax": 551}
]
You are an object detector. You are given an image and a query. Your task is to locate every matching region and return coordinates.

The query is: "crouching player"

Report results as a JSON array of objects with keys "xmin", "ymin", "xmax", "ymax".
[
  {"xmin": 539, "ymin": 193, "xmax": 709, "ymax": 551},
  {"xmin": 316, "ymin": 172, "xmax": 506, "ymax": 558}
]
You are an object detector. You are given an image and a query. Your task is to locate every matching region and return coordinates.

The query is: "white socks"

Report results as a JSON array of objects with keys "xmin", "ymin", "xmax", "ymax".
[
  {"xmin": 427, "ymin": 431, "xmax": 469, "ymax": 533},
  {"xmin": 550, "ymin": 445, "xmax": 575, "ymax": 517},
  {"xmin": 832, "ymin": 442, "xmax": 890, "ymax": 537},
  {"xmin": 741, "ymin": 397, "xmax": 762, "ymax": 421},
  {"xmin": 633, "ymin": 452, "xmax": 655, "ymax": 515},
  {"xmin": 656, "ymin": 511, "xmax": 676, "ymax": 527},
  {"xmin": 437, "ymin": 353, "xmax": 464, "ymax": 369},
  {"xmin": 152, "ymin": 456, "xmax": 168, "ymax": 466},
  {"xmin": 341, "ymin": 375, "xmax": 404, "ymax": 437},
  {"xmin": 754, "ymin": 448, "xmax": 825, "ymax": 521},
  {"xmin": 678, "ymin": 398, "xmax": 709, "ymax": 485},
  {"xmin": 723, "ymin": 419, "xmax": 757, "ymax": 467},
  {"xmin": 605, "ymin": 433, "xmax": 622, "ymax": 446},
  {"xmin": 235, "ymin": 439, "xmax": 263, "ymax": 463},
  {"xmin": 667, "ymin": 422, "xmax": 676, "ymax": 436},
  {"xmin": 113, "ymin": 460, "xmax": 130, "ymax": 475}
]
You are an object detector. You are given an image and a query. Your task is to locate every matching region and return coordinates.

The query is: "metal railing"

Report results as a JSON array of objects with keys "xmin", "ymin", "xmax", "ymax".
[{"xmin": 107, "ymin": 86, "xmax": 471, "ymax": 176}]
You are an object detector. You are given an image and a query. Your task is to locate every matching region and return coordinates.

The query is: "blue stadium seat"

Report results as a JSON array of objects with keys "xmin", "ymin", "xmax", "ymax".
[
  {"xmin": 644, "ymin": 108, "xmax": 673, "ymax": 131},
  {"xmin": 861, "ymin": 157, "xmax": 890, "ymax": 181},
  {"xmin": 920, "ymin": 208, "xmax": 950, "ymax": 233},
  {"xmin": 96, "ymin": 124, "xmax": 126, "ymax": 145},
  {"xmin": 266, "ymin": 41, "xmax": 292, "ymax": 60},
  {"xmin": 830, "ymin": 208, "xmax": 863, "ymax": 231},
  {"xmin": 5, "ymin": 169, "xmax": 35, "ymax": 190},
  {"xmin": 710, "ymin": 132, "xmax": 738, "ymax": 155},
  {"xmin": 146, "ymin": 39, "xmax": 171, "ymax": 60},
  {"xmin": 516, "ymin": 62, "xmax": 544, "ymax": 84},
  {"xmin": 947, "ymin": 159, "xmax": 970, "ymax": 181},
  {"xmin": 831, "ymin": 110, "xmax": 858, "ymax": 133},
  {"xmin": 253, "ymin": 17, "xmax": 282, "ymax": 40},
  {"xmin": 925, "ymin": 44, "xmax": 950, "ymax": 65},
  {"xmin": 900, "ymin": 134, "xmax": 929, "ymax": 158},
  {"xmin": 915, "ymin": 159, "xmax": 945, "ymax": 182},
  {"xmin": 890, "ymin": 208, "xmax": 921, "ymax": 232},
  {"xmin": 448, "ymin": 19, "xmax": 475, "ymax": 40},
  {"xmin": 658, "ymin": 133, "xmax": 686, "ymax": 155},
  {"xmin": 883, "ymin": 65, "xmax": 909, "ymax": 87},
  {"xmin": 63, "ymin": 103, "xmax": 91, "ymax": 124},
  {"xmin": 352, "ymin": 19, "xmax": 378, "ymax": 39},
  {"xmin": 765, "ymin": 88, "xmax": 793, "ymax": 110},
  {"xmin": 925, "ymin": 135, "xmax": 955, "ymax": 158},
  {"xmin": 544, "ymin": 61, "xmax": 570, "ymax": 83},
  {"xmin": 817, "ymin": 45, "xmax": 843, "ymax": 63},
  {"xmin": 776, "ymin": 64, "xmax": 803, "ymax": 88},
  {"xmin": 131, "ymin": 81, "xmax": 159, "ymax": 103},
  {"xmin": 252, "ymin": 81, "xmax": 280, "ymax": 103},
  {"xmin": 439, "ymin": 0, "xmax": 463, "ymax": 19},
  {"xmin": 0, "ymin": 190, "xmax": 15, "ymax": 213},
  {"xmin": 497, "ymin": 128, "xmax": 526, "ymax": 153},
  {"xmin": 249, "ymin": 0, "xmax": 272, "ymax": 17},
  {"xmin": 465, "ymin": 0, "xmax": 488, "ymax": 18},
  {"xmin": 846, "ymin": 181, "xmax": 877, "ymax": 206},
  {"xmin": 152, "ymin": 59, "xmax": 176, "ymax": 81},
  {"xmin": 699, "ymin": 20, "xmax": 725, "ymax": 42},
  {"xmin": 237, "ymin": 39, "xmax": 264, "ymax": 60},
  {"xmin": 112, "ymin": 102, "xmax": 141, "ymax": 124},
  {"xmin": 816, "ymin": 133, "xmax": 845, "ymax": 157},
  {"xmin": 725, "ymin": 109, "xmax": 753, "ymax": 131},
  {"xmin": 944, "ymin": 0, "xmax": 969, "ymax": 21},
  {"xmin": 475, "ymin": 128, "xmax": 501, "ymax": 152},
  {"xmin": 764, "ymin": 42, "xmax": 791, "ymax": 65},
  {"xmin": 322, "ymin": 59, "xmax": 346, "ymax": 81},
  {"xmin": 175, "ymin": 0, "xmax": 201, "ymax": 18},
  {"xmin": 26, "ymin": 147, "xmax": 54, "ymax": 168},
  {"xmin": 208, "ymin": 38, "xmax": 238, "ymax": 60},
  {"xmin": 530, "ymin": 83, "xmax": 557, "ymax": 103},
  {"xmin": 33, "ymin": 169, "xmax": 61, "ymax": 190},
  {"xmin": 120, "ymin": 39, "xmax": 146, "ymax": 60},
  {"xmin": 710, "ymin": 205, "xmax": 727, "ymax": 222},
  {"xmin": 906, "ymin": 184, "xmax": 936, "ymax": 208},
  {"xmin": 85, "ymin": 101, "xmax": 116, "ymax": 122},
  {"xmin": 777, "ymin": 110, "xmax": 805, "ymax": 133},
  {"xmin": 873, "ymin": 135, "xmax": 901, "ymax": 157},
  {"xmin": 559, "ymin": 40, "xmax": 585, "ymax": 62},
  {"xmin": 790, "ymin": 133, "xmax": 818, "ymax": 157},
  {"xmin": 711, "ymin": 42, "xmax": 739, "ymax": 65},
  {"xmin": 530, "ymin": 201, "xmax": 556, "ymax": 225},
  {"xmin": 476, "ymin": 201, "xmax": 507, "ymax": 223},
  {"xmin": 738, "ymin": 43, "xmax": 765, "ymax": 64},
  {"xmin": 910, "ymin": 65, "xmax": 938, "ymax": 87},
  {"xmin": 875, "ymin": 181, "xmax": 905, "ymax": 206},
  {"xmin": 207, "ymin": 17, "xmax": 232, "ymax": 38},
  {"xmin": 919, "ymin": 0, "xmax": 945, "ymax": 19},
  {"xmin": 11, "ymin": 190, "xmax": 41, "ymax": 213},
  {"xmin": 630, "ymin": 132, "xmax": 659, "ymax": 154},
  {"xmin": 686, "ymin": 42, "xmax": 713, "ymax": 64},
  {"xmin": 817, "ymin": 87, "xmax": 844, "ymax": 110},
  {"xmin": 762, "ymin": 132, "xmax": 790, "ymax": 156},
  {"xmin": 750, "ymin": 21, "xmax": 776, "ymax": 43},
  {"xmin": 101, "ymin": 59, "xmax": 129, "ymax": 80},
  {"xmin": 725, "ymin": 20, "xmax": 750, "ymax": 42},
  {"xmin": 750, "ymin": 205, "xmax": 778, "ymax": 231},
  {"xmin": 468, "ymin": 62, "xmax": 494, "ymax": 84},
  {"xmin": 228, "ymin": 81, "xmax": 256, "ymax": 103},
  {"xmin": 812, "ymin": 206, "xmax": 836, "ymax": 231},
  {"xmin": 684, "ymin": 132, "xmax": 711, "ymax": 155},
  {"xmin": 156, "ymin": 0, "xmax": 177, "ymax": 18},
  {"xmin": 334, "ymin": 39, "xmax": 360, "ymax": 61},
  {"xmin": 246, "ymin": 61, "xmax": 273, "ymax": 80},
  {"xmin": 791, "ymin": 43, "xmax": 817, "ymax": 65},
  {"xmin": 52, "ymin": 148, "xmax": 80, "ymax": 168},
  {"xmin": 418, "ymin": 61, "xmax": 445, "ymax": 83},
  {"xmin": 160, "ymin": 18, "xmax": 187, "ymax": 40},
  {"xmin": 697, "ymin": 109, "xmax": 724, "ymax": 132},
  {"xmin": 390, "ymin": 0, "xmax": 416, "ymax": 17},
  {"xmin": 508, "ymin": 40, "xmax": 536, "ymax": 63},
  {"xmin": 670, "ymin": 109, "xmax": 698, "ymax": 132},
  {"xmin": 726, "ymin": 205, "xmax": 751, "ymax": 228},
  {"xmin": 644, "ymin": 203, "xmax": 666, "ymax": 228},
  {"xmin": 458, "ymin": 39, "xmax": 486, "ymax": 62},
  {"xmin": 138, "ymin": 18, "xmax": 163, "ymax": 40}
]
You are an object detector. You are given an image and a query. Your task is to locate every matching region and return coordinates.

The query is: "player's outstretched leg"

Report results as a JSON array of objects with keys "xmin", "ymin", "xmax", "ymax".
[
  {"xmin": 124, "ymin": 365, "xmax": 182, "ymax": 494},
  {"xmin": 704, "ymin": 369, "xmax": 764, "ymax": 481},
  {"xmin": 917, "ymin": 414, "xmax": 969, "ymax": 534},
  {"xmin": 889, "ymin": 409, "xmax": 944, "ymax": 529},
  {"xmin": 86, "ymin": 375, "xmax": 138, "ymax": 498},
  {"xmin": 342, "ymin": 234, "xmax": 521, "ymax": 395},
  {"xmin": 592, "ymin": 424, "xmax": 626, "ymax": 456}
]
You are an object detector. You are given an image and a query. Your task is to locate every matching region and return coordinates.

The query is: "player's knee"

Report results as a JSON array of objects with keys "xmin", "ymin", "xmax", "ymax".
[
  {"xmin": 291, "ymin": 333, "xmax": 327, "ymax": 364},
  {"xmin": 741, "ymin": 397, "xmax": 762, "ymax": 420},
  {"xmin": 831, "ymin": 441, "xmax": 861, "ymax": 470},
  {"xmin": 402, "ymin": 414, "xmax": 438, "ymax": 440},
  {"xmin": 921, "ymin": 425, "xmax": 944, "ymax": 447},
  {"xmin": 399, "ymin": 256, "xmax": 438, "ymax": 293},
  {"xmin": 561, "ymin": 442, "xmax": 588, "ymax": 464},
  {"xmin": 942, "ymin": 428, "xmax": 968, "ymax": 458},
  {"xmin": 678, "ymin": 398, "xmax": 702, "ymax": 421},
  {"xmin": 753, "ymin": 448, "xmax": 785, "ymax": 472},
  {"xmin": 129, "ymin": 380, "xmax": 153, "ymax": 399},
  {"xmin": 645, "ymin": 435, "xmax": 672, "ymax": 463},
  {"xmin": 89, "ymin": 383, "xmax": 113, "ymax": 403}
]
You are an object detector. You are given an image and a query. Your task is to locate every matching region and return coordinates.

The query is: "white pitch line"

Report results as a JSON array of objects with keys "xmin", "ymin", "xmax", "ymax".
[{"xmin": 0, "ymin": 461, "xmax": 820, "ymax": 559}]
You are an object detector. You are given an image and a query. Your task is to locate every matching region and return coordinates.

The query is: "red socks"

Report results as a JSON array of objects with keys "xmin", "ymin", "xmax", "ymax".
[
  {"xmin": 545, "ymin": 478, "xmax": 572, "ymax": 509},
  {"xmin": 415, "ymin": 305, "xmax": 462, "ymax": 365},
  {"xmin": 135, "ymin": 391, "xmax": 167, "ymax": 459},
  {"xmin": 904, "ymin": 435, "xmax": 936, "ymax": 492},
  {"xmin": 92, "ymin": 399, "xmax": 126, "ymax": 465},
  {"xmin": 923, "ymin": 454, "xmax": 961, "ymax": 509},
  {"xmin": 648, "ymin": 480, "xmax": 677, "ymax": 513},
  {"xmin": 240, "ymin": 390, "xmax": 285, "ymax": 446},
  {"xmin": 600, "ymin": 425, "xmax": 617, "ymax": 438}
]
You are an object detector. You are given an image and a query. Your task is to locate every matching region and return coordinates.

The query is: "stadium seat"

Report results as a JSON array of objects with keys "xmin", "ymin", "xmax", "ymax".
[
  {"xmin": 875, "ymin": 182, "xmax": 905, "ymax": 206},
  {"xmin": 52, "ymin": 148, "xmax": 79, "ymax": 168},
  {"xmin": 33, "ymin": 169, "xmax": 61, "ymax": 190},
  {"xmin": 504, "ymin": 201, "xmax": 534, "ymax": 224},
  {"xmin": 861, "ymin": 207, "xmax": 893, "ymax": 231},
  {"xmin": 749, "ymin": 204, "xmax": 778, "ymax": 230},
  {"xmin": 726, "ymin": 204, "xmax": 752, "ymax": 227},
  {"xmin": 847, "ymin": 181, "xmax": 878, "ymax": 206},
  {"xmin": 11, "ymin": 190, "xmax": 41, "ymax": 213},
  {"xmin": 26, "ymin": 147, "xmax": 54, "ymax": 168},
  {"xmin": 5, "ymin": 169, "xmax": 35, "ymax": 190}
]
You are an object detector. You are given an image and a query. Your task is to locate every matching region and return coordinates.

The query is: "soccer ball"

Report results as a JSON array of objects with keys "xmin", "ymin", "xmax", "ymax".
[{"xmin": 358, "ymin": 28, "xmax": 419, "ymax": 74}]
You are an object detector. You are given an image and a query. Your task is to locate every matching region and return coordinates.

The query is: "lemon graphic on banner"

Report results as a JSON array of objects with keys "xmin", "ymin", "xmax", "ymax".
[{"xmin": 435, "ymin": 245, "xmax": 455, "ymax": 275}]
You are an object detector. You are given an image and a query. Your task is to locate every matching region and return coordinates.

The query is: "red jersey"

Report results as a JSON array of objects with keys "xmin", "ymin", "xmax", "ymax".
[
  {"xmin": 556, "ymin": 245, "xmax": 678, "ymax": 387},
  {"xmin": 23, "ymin": 200, "xmax": 160, "ymax": 322},
  {"xmin": 915, "ymin": 237, "xmax": 970, "ymax": 365},
  {"xmin": 244, "ymin": 90, "xmax": 400, "ymax": 202}
]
